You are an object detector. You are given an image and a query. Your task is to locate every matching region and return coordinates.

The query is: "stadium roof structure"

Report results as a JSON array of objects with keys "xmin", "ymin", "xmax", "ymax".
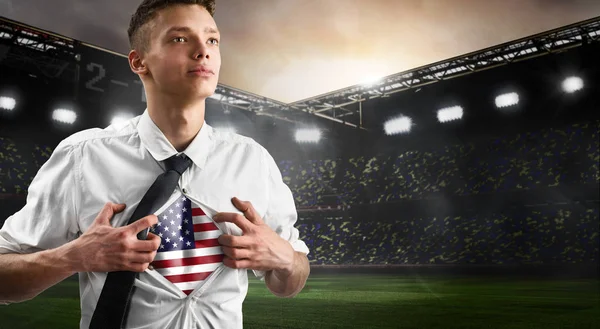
[
  {"xmin": 1, "ymin": 15, "xmax": 599, "ymax": 129},
  {"xmin": 288, "ymin": 16, "xmax": 600, "ymax": 129},
  {"xmin": 0, "ymin": 16, "xmax": 80, "ymax": 84}
]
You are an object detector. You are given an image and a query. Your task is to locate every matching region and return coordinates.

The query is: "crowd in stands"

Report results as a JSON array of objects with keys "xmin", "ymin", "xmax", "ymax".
[
  {"xmin": 281, "ymin": 120, "xmax": 599, "ymax": 206},
  {"xmin": 297, "ymin": 206, "xmax": 598, "ymax": 265}
]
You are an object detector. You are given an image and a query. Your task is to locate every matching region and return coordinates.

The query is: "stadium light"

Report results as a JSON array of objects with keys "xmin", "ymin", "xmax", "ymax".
[
  {"xmin": 295, "ymin": 128, "xmax": 322, "ymax": 143},
  {"xmin": 0, "ymin": 96, "xmax": 16, "ymax": 111},
  {"xmin": 495, "ymin": 92, "xmax": 519, "ymax": 108},
  {"xmin": 111, "ymin": 113, "xmax": 134, "ymax": 125},
  {"xmin": 562, "ymin": 76, "xmax": 584, "ymax": 93},
  {"xmin": 437, "ymin": 106, "xmax": 463, "ymax": 123},
  {"xmin": 52, "ymin": 109, "xmax": 77, "ymax": 124},
  {"xmin": 384, "ymin": 116, "xmax": 412, "ymax": 135}
]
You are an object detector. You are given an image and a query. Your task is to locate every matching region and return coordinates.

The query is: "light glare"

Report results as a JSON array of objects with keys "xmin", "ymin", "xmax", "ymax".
[
  {"xmin": 52, "ymin": 109, "xmax": 77, "ymax": 124},
  {"xmin": 437, "ymin": 106, "xmax": 463, "ymax": 123},
  {"xmin": 495, "ymin": 92, "xmax": 519, "ymax": 108},
  {"xmin": 562, "ymin": 76, "xmax": 584, "ymax": 93},
  {"xmin": 295, "ymin": 128, "xmax": 322, "ymax": 143},
  {"xmin": 0, "ymin": 96, "xmax": 16, "ymax": 111},
  {"xmin": 384, "ymin": 116, "xmax": 412, "ymax": 135},
  {"xmin": 111, "ymin": 113, "xmax": 134, "ymax": 125}
]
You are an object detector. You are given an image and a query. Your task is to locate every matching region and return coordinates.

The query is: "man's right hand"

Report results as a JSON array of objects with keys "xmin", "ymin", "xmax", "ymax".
[{"xmin": 63, "ymin": 202, "xmax": 161, "ymax": 273}]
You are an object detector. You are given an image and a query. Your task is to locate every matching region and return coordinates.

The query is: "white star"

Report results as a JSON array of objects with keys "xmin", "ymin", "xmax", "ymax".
[
  {"xmin": 173, "ymin": 243, "xmax": 178, "ymax": 248},
  {"xmin": 175, "ymin": 202, "xmax": 180, "ymax": 207},
  {"xmin": 181, "ymin": 197, "xmax": 186, "ymax": 201},
  {"xmin": 159, "ymin": 233, "xmax": 163, "ymax": 237},
  {"xmin": 166, "ymin": 238, "xmax": 171, "ymax": 243},
  {"xmin": 183, "ymin": 219, "xmax": 189, "ymax": 224},
  {"xmin": 157, "ymin": 222, "xmax": 162, "ymax": 226},
  {"xmin": 178, "ymin": 225, "xmax": 182, "ymax": 230},
  {"xmin": 169, "ymin": 209, "xmax": 174, "ymax": 214},
  {"xmin": 171, "ymin": 231, "xmax": 177, "ymax": 237},
  {"xmin": 176, "ymin": 214, "xmax": 181, "ymax": 219},
  {"xmin": 186, "ymin": 241, "xmax": 191, "ymax": 247},
  {"xmin": 164, "ymin": 226, "xmax": 169, "ymax": 232},
  {"xmin": 160, "ymin": 244, "xmax": 164, "ymax": 249},
  {"xmin": 170, "ymin": 220, "xmax": 175, "ymax": 226},
  {"xmin": 185, "ymin": 230, "xmax": 190, "ymax": 235},
  {"xmin": 182, "ymin": 207, "xmax": 187, "ymax": 213},
  {"xmin": 162, "ymin": 215, "xmax": 167, "ymax": 220},
  {"xmin": 179, "ymin": 236, "xmax": 184, "ymax": 241}
]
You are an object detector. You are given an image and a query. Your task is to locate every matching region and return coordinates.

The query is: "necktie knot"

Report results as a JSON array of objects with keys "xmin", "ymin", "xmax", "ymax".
[{"xmin": 164, "ymin": 154, "xmax": 192, "ymax": 175}]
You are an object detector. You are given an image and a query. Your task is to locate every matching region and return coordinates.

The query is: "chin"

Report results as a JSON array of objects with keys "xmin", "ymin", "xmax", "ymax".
[{"xmin": 195, "ymin": 85, "xmax": 218, "ymax": 98}]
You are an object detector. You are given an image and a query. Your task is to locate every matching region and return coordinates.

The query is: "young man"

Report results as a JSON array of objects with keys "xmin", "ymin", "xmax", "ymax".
[{"xmin": 0, "ymin": 0, "xmax": 310, "ymax": 328}]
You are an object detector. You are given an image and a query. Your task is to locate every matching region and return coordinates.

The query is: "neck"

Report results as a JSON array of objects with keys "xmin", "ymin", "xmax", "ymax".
[{"xmin": 146, "ymin": 94, "xmax": 206, "ymax": 152}]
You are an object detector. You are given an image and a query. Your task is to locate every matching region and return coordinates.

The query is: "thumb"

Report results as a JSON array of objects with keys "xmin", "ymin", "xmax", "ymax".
[{"xmin": 93, "ymin": 202, "xmax": 126, "ymax": 227}]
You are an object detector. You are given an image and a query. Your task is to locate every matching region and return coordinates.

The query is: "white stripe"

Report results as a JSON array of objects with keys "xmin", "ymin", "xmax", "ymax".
[
  {"xmin": 154, "ymin": 246, "xmax": 223, "ymax": 261},
  {"xmin": 155, "ymin": 262, "xmax": 222, "ymax": 276},
  {"xmin": 173, "ymin": 280, "xmax": 204, "ymax": 291},
  {"xmin": 194, "ymin": 230, "xmax": 221, "ymax": 240},
  {"xmin": 193, "ymin": 215, "xmax": 212, "ymax": 224}
]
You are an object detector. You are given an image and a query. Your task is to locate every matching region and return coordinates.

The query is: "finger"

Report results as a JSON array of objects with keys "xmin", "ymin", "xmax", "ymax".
[
  {"xmin": 221, "ymin": 246, "xmax": 250, "ymax": 260},
  {"xmin": 223, "ymin": 256, "xmax": 252, "ymax": 269},
  {"xmin": 127, "ymin": 262, "xmax": 151, "ymax": 273},
  {"xmin": 131, "ymin": 233, "xmax": 162, "ymax": 252},
  {"xmin": 218, "ymin": 234, "xmax": 254, "ymax": 248},
  {"xmin": 95, "ymin": 202, "xmax": 126, "ymax": 227},
  {"xmin": 213, "ymin": 213, "xmax": 253, "ymax": 232},
  {"xmin": 128, "ymin": 251, "xmax": 156, "ymax": 264},
  {"xmin": 231, "ymin": 197, "xmax": 263, "ymax": 225},
  {"xmin": 126, "ymin": 215, "xmax": 158, "ymax": 236}
]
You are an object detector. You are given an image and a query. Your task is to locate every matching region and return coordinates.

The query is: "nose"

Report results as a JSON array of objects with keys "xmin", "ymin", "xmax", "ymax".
[
  {"xmin": 195, "ymin": 52, "xmax": 208, "ymax": 60},
  {"xmin": 194, "ymin": 44, "xmax": 210, "ymax": 60}
]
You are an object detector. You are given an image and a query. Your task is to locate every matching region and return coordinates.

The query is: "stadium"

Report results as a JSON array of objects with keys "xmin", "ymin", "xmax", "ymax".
[{"xmin": 0, "ymin": 7, "xmax": 599, "ymax": 329}]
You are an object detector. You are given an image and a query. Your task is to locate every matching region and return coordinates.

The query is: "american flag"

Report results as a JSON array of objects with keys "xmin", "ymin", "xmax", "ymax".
[{"xmin": 150, "ymin": 196, "xmax": 224, "ymax": 295}]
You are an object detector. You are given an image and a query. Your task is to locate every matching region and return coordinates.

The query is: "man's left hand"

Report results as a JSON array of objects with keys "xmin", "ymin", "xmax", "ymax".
[{"xmin": 213, "ymin": 197, "xmax": 295, "ymax": 275}]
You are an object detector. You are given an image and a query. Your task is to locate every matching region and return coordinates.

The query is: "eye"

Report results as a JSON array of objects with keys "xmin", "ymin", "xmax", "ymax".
[
  {"xmin": 208, "ymin": 38, "xmax": 219, "ymax": 45},
  {"xmin": 173, "ymin": 37, "xmax": 186, "ymax": 43}
]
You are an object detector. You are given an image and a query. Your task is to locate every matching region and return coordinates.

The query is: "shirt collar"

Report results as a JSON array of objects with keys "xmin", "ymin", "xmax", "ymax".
[{"xmin": 137, "ymin": 109, "xmax": 212, "ymax": 170}]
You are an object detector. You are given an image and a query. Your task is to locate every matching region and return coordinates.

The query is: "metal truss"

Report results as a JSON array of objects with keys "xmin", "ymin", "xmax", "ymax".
[
  {"xmin": 0, "ymin": 16, "xmax": 80, "ymax": 83},
  {"xmin": 288, "ymin": 16, "xmax": 600, "ymax": 128},
  {"xmin": 208, "ymin": 83, "xmax": 300, "ymax": 124}
]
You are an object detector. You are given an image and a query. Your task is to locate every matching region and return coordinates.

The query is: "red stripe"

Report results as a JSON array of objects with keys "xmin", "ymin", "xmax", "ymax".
[
  {"xmin": 182, "ymin": 289, "xmax": 194, "ymax": 295},
  {"xmin": 152, "ymin": 254, "xmax": 224, "ymax": 268},
  {"xmin": 194, "ymin": 222, "xmax": 218, "ymax": 231},
  {"xmin": 164, "ymin": 271, "xmax": 212, "ymax": 283},
  {"xmin": 191, "ymin": 208, "xmax": 205, "ymax": 216},
  {"xmin": 195, "ymin": 238, "xmax": 220, "ymax": 248}
]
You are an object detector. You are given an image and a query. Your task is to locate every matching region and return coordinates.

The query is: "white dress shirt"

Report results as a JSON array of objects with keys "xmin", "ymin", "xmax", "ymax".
[{"xmin": 0, "ymin": 110, "xmax": 309, "ymax": 329}]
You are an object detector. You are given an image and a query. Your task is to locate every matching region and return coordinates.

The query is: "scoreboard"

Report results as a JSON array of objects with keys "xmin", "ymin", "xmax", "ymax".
[{"xmin": 77, "ymin": 44, "xmax": 147, "ymax": 112}]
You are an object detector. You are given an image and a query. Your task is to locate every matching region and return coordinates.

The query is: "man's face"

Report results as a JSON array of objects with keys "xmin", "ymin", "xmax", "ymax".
[{"xmin": 141, "ymin": 4, "xmax": 221, "ymax": 100}]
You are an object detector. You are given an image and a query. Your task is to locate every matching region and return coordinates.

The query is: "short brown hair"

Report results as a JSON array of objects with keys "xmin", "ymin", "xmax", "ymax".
[{"xmin": 128, "ymin": 0, "xmax": 216, "ymax": 53}]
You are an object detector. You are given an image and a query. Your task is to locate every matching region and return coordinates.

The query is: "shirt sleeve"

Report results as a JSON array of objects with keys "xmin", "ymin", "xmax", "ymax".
[
  {"xmin": 253, "ymin": 147, "xmax": 309, "ymax": 281},
  {"xmin": 0, "ymin": 140, "xmax": 81, "ymax": 254}
]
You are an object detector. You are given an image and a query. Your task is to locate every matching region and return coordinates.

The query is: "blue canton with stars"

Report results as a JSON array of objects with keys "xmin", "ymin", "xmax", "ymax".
[{"xmin": 150, "ymin": 197, "xmax": 196, "ymax": 251}]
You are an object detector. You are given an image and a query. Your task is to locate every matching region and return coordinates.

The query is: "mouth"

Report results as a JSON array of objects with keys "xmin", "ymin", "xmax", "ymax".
[{"xmin": 188, "ymin": 67, "xmax": 214, "ymax": 76}]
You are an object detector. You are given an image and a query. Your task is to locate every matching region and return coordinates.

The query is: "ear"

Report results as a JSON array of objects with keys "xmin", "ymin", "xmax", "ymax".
[{"xmin": 129, "ymin": 49, "xmax": 148, "ymax": 75}]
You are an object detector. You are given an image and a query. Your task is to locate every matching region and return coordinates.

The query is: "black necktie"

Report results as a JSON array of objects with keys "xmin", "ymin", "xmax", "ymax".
[{"xmin": 89, "ymin": 154, "xmax": 193, "ymax": 329}]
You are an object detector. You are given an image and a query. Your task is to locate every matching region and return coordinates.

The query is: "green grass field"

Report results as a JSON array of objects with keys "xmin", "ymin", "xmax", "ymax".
[{"xmin": 0, "ymin": 273, "xmax": 598, "ymax": 329}]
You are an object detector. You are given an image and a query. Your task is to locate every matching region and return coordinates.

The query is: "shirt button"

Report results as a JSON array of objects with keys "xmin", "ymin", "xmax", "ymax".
[
  {"xmin": 148, "ymin": 265, "xmax": 154, "ymax": 271},
  {"xmin": 182, "ymin": 188, "xmax": 187, "ymax": 194}
]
